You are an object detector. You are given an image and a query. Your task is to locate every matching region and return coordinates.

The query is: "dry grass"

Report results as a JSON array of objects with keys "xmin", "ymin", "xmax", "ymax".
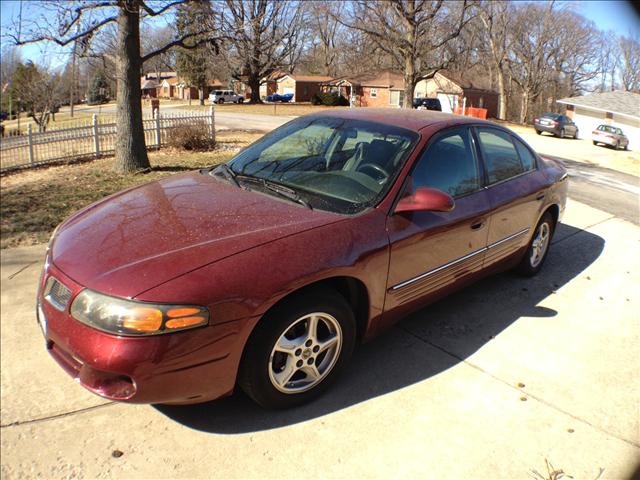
[
  {"xmin": 0, "ymin": 130, "xmax": 263, "ymax": 249},
  {"xmin": 1, "ymin": 111, "xmax": 116, "ymax": 135},
  {"xmin": 182, "ymin": 102, "xmax": 349, "ymax": 117}
]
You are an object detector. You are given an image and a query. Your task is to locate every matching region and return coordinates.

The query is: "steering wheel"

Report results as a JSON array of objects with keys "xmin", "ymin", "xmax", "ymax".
[{"xmin": 356, "ymin": 163, "xmax": 390, "ymax": 183}]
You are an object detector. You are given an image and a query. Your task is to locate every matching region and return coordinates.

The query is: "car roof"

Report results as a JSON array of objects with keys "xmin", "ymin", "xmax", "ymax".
[{"xmin": 304, "ymin": 108, "xmax": 496, "ymax": 133}]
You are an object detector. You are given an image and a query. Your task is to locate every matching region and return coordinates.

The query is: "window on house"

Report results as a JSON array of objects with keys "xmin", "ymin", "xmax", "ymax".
[
  {"xmin": 390, "ymin": 91, "xmax": 399, "ymax": 105},
  {"xmin": 370, "ymin": 88, "xmax": 377, "ymax": 98}
]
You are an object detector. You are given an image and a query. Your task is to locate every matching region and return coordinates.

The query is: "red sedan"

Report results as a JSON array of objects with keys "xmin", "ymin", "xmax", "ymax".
[{"xmin": 37, "ymin": 109, "xmax": 568, "ymax": 409}]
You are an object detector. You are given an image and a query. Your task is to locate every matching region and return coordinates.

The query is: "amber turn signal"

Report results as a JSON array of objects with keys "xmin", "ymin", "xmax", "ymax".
[
  {"xmin": 122, "ymin": 307, "xmax": 163, "ymax": 332},
  {"xmin": 165, "ymin": 316, "xmax": 207, "ymax": 329},
  {"xmin": 166, "ymin": 307, "xmax": 201, "ymax": 318}
]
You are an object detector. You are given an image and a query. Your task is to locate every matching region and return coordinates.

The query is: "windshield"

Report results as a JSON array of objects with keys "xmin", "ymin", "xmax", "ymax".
[{"xmin": 227, "ymin": 116, "xmax": 419, "ymax": 214}]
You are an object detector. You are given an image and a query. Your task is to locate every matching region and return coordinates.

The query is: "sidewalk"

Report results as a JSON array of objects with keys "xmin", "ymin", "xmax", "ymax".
[{"xmin": 1, "ymin": 199, "xmax": 638, "ymax": 479}]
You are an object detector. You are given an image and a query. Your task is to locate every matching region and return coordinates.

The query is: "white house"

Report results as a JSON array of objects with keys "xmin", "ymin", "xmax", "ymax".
[{"xmin": 557, "ymin": 91, "xmax": 640, "ymax": 150}]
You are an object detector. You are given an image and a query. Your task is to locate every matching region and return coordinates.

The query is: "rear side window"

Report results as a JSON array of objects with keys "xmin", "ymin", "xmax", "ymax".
[
  {"xmin": 512, "ymin": 138, "xmax": 537, "ymax": 171},
  {"xmin": 412, "ymin": 128, "xmax": 480, "ymax": 197},
  {"xmin": 477, "ymin": 128, "xmax": 524, "ymax": 184}
]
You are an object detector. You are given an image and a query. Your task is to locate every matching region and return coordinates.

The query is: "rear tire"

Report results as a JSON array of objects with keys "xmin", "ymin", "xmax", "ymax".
[
  {"xmin": 574, "ymin": 130, "xmax": 579, "ymax": 139},
  {"xmin": 559, "ymin": 128, "xmax": 565, "ymax": 139},
  {"xmin": 238, "ymin": 288, "xmax": 356, "ymax": 409},
  {"xmin": 592, "ymin": 140, "xmax": 597, "ymax": 145},
  {"xmin": 516, "ymin": 212, "xmax": 555, "ymax": 277},
  {"xmin": 536, "ymin": 130, "xmax": 542, "ymax": 135}
]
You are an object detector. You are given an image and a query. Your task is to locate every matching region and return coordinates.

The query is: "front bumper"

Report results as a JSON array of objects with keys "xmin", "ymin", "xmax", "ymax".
[{"xmin": 37, "ymin": 256, "xmax": 255, "ymax": 405}]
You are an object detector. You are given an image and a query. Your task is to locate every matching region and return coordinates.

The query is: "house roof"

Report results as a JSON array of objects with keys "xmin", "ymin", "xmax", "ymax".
[
  {"xmin": 279, "ymin": 74, "xmax": 334, "ymax": 83},
  {"xmin": 141, "ymin": 79, "xmax": 159, "ymax": 90},
  {"xmin": 143, "ymin": 71, "xmax": 177, "ymax": 80},
  {"xmin": 161, "ymin": 77, "xmax": 180, "ymax": 86},
  {"xmin": 435, "ymin": 70, "xmax": 494, "ymax": 92},
  {"xmin": 325, "ymin": 70, "xmax": 405, "ymax": 89},
  {"xmin": 557, "ymin": 90, "xmax": 640, "ymax": 119}
]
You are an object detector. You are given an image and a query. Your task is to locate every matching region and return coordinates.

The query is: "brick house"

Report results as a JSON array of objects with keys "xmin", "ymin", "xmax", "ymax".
[
  {"xmin": 275, "ymin": 74, "xmax": 334, "ymax": 102},
  {"xmin": 321, "ymin": 70, "xmax": 406, "ymax": 107},
  {"xmin": 321, "ymin": 69, "xmax": 499, "ymax": 115}
]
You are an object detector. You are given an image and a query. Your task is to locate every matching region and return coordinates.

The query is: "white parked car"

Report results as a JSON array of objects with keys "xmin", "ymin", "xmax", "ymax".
[
  {"xmin": 591, "ymin": 124, "xmax": 629, "ymax": 150},
  {"xmin": 209, "ymin": 90, "xmax": 244, "ymax": 104}
]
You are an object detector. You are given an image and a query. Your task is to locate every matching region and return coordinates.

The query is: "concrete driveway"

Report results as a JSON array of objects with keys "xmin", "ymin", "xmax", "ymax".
[{"xmin": 1, "ymin": 198, "xmax": 638, "ymax": 479}]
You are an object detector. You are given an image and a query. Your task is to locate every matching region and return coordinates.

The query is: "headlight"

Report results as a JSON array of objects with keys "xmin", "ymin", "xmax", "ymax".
[{"xmin": 70, "ymin": 289, "xmax": 209, "ymax": 336}]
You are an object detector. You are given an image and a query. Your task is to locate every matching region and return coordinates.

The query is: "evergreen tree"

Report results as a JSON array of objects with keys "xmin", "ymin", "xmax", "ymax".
[{"xmin": 88, "ymin": 70, "xmax": 110, "ymax": 104}]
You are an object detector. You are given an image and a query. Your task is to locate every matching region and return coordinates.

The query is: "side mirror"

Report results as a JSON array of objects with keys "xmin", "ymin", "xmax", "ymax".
[{"xmin": 394, "ymin": 187, "xmax": 455, "ymax": 214}]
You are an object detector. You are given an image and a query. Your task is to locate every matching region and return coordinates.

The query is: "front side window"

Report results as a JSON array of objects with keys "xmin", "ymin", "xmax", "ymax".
[
  {"xmin": 477, "ymin": 128, "xmax": 525, "ymax": 184},
  {"xmin": 228, "ymin": 116, "xmax": 418, "ymax": 214},
  {"xmin": 412, "ymin": 128, "xmax": 480, "ymax": 197}
]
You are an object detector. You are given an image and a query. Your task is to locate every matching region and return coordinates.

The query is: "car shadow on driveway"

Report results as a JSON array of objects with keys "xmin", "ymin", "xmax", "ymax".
[{"xmin": 155, "ymin": 223, "xmax": 604, "ymax": 434}]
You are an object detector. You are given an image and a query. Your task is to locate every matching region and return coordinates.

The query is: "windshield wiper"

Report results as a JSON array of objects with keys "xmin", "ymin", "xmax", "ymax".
[
  {"xmin": 236, "ymin": 175, "xmax": 312, "ymax": 210},
  {"xmin": 212, "ymin": 164, "xmax": 240, "ymax": 188},
  {"xmin": 264, "ymin": 182, "xmax": 313, "ymax": 210}
]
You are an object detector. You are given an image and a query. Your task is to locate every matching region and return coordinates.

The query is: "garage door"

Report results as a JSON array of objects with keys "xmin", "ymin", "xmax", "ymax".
[
  {"xmin": 282, "ymin": 87, "xmax": 295, "ymax": 102},
  {"xmin": 572, "ymin": 108, "xmax": 605, "ymax": 140},
  {"xmin": 437, "ymin": 93, "xmax": 457, "ymax": 113}
]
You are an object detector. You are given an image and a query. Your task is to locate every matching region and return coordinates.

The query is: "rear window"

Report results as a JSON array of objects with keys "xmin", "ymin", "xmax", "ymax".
[
  {"xmin": 477, "ymin": 128, "xmax": 525, "ymax": 184},
  {"xmin": 542, "ymin": 114, "xmax": 561, "ymax": 120}
]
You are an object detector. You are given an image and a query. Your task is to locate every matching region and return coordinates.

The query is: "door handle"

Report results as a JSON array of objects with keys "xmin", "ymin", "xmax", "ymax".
[
  {"xmin": 471, "ymin": 221, "xmax": 485, "ymax": 230},
  {"xmin": 536, "ymin": 193, "xmax": 545, "ymax": 201}
]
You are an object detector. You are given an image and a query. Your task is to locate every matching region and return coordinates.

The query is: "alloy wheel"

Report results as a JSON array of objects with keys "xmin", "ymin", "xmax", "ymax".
[
  {"xmin": 268, "ymin": 312, "xmax": 342, "ymax": 394},
  {"xmin": 530, "ymin": 222, "xmax": 550, "ymax": 268}
]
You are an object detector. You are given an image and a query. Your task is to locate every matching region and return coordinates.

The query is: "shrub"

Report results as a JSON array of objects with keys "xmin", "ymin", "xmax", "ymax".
[
  {"xmin": 311, "ymin": 92, "xmax": 349, "ymax": 106},
  {"xmin": 166, "ymin": 123, "xmax": 216, "ymax": 151}
]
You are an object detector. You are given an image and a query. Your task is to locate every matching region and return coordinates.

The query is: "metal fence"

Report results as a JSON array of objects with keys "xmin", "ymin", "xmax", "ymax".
[{"xmin": 0, "ymin": 108, "xmax": 215, "ymax": 172}]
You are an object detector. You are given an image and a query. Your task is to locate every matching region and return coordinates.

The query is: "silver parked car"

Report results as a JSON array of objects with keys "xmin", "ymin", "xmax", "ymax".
[
  {"xmin": 592, "ymin": 124, "xmax": 629, "ymax": 150},
  {"xmin": 209, "ymin": 90, "xmax": 244, "ymax": 104}
]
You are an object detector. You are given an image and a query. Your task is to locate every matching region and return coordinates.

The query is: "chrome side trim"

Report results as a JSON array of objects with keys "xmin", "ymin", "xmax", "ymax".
[
  {"xmin": 487, "ymin": 227, "xmax": 529, "ymax": 250},
  {"xmin": 390, "ymin": 247, "xmax": 486, "ymax": 291},
  {"xmin": 390, "ymin": 227, "xmax": 530, "ymax": 291}
]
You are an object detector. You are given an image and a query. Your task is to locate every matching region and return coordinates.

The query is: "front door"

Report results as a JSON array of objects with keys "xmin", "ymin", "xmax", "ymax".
[{"xmin": 385, "ymin": 126, "xmax": 491, "ymax": 314}]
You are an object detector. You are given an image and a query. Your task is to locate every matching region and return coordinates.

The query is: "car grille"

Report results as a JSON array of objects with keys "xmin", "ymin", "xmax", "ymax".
[{"xmin": 44, "ymin": 277, "xmax": 72, "ymax": 311}]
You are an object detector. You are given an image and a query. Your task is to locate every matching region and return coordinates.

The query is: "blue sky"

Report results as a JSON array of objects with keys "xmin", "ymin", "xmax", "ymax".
[{"xmin": 1, "ymin": 0, "xmax": 639, "ymax": 69}]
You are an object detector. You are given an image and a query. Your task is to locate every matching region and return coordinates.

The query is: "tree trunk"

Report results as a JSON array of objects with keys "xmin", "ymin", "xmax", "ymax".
[
  {"xmin": 520, "ymin": 90, "xmax": 529, "ymax": 124},
  {"xmin": 403, "ymin": 66, "xmax": 415, "ymax": 109},
  {"xmin": 114, "ymin": 0, "xmax": 150, "ymax": 174},
  {"xmin": 248, "ymin": 76, "xmax": 262, "ymax": 103},
  {"xmin": 198, "ymin": 85, "xmax": 205, "ymax": 106},
  {"xmin": 497, "ymin": 69, "xmax": 506, "ymax": 120}
]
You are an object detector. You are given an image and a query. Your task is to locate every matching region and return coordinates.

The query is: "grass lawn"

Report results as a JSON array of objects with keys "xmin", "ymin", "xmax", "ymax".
[
  {"xmin": 2, "ymin": 111, "xmax": 117, "ymax": 135},
  {"xmin": 181, "ymin": 102, "xmax": 349, "ymax": 117},
  {"xmin": 0, "ymin": 130, "xmax": 263, "ymax": 249}
]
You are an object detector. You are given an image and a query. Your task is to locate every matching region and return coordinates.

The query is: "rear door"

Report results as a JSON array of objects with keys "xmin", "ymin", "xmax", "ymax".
[
  {"xmin": 474, "ymin": 127, "xmax": 549, "ymax": 268},
  {"xmin": 385, "ymin": 126, "xmax": 491, "ymax": 311}
]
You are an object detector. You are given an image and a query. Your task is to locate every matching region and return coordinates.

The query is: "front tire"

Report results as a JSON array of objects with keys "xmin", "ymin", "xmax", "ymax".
[
  {"xmin": 238, "ymin": 289, "xmax": 356, "ymax": 409},
  {"xmin": 559, "ymin": 128, "xmax": 565, "ymax": 139},
  {"xmin": 536, "ymin": 129, "xmax": 542, "ymax": 135},
  {"xmin": 217, "ymin": 98, "xmax": 225, "ymax": 104},
  {"xmin": 516, "ymin": 212, "xmax": 554, "ymax": 277}
]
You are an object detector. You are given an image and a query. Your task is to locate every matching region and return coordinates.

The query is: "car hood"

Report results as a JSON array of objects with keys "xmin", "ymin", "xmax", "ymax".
[{"xmin": 52, "ymin": 171, "xmax": 342, "ymax": 298}]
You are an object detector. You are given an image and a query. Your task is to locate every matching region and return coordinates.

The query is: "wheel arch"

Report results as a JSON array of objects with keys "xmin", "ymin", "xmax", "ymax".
[{"xmin": 254, "ymin": 276, "xmax": 371, "ymax": 343}]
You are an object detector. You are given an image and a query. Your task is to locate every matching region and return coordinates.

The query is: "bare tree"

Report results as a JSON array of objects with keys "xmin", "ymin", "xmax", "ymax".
[
  {"xmin": 142, "ymin": 26, "xmax": 177, "ymax": 76},
  {"xmin": 308, "ymin": 2, "xmax": 342, "ymax": 77},
  {"xmin": 508, "ymin": 2, "xmax": 563, "ymax": 123},
  {"xmin": 11, "ymin": 61, "xmax": 63, "ymax": 132},
  {"xmin": 219, "ymin": 0, "xmax": 305, "ymax": 103},
  {"xmin": 3, "ymin": 0, "xmax": 224, "ymax": 173},
  {"xmin": 338, "ymin": 0, "xmax": 471, "ymax": 109},
  {"xmin": 478, "ymin": 1, "xmax": 513, "ymax": 120},
  {"xmin": 597, "ymin": 31, "xmax": 620, "ymax": 92},
  {"xmin": 619, "ymin": 35, "xmax": 640, "ymax": 92}
]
